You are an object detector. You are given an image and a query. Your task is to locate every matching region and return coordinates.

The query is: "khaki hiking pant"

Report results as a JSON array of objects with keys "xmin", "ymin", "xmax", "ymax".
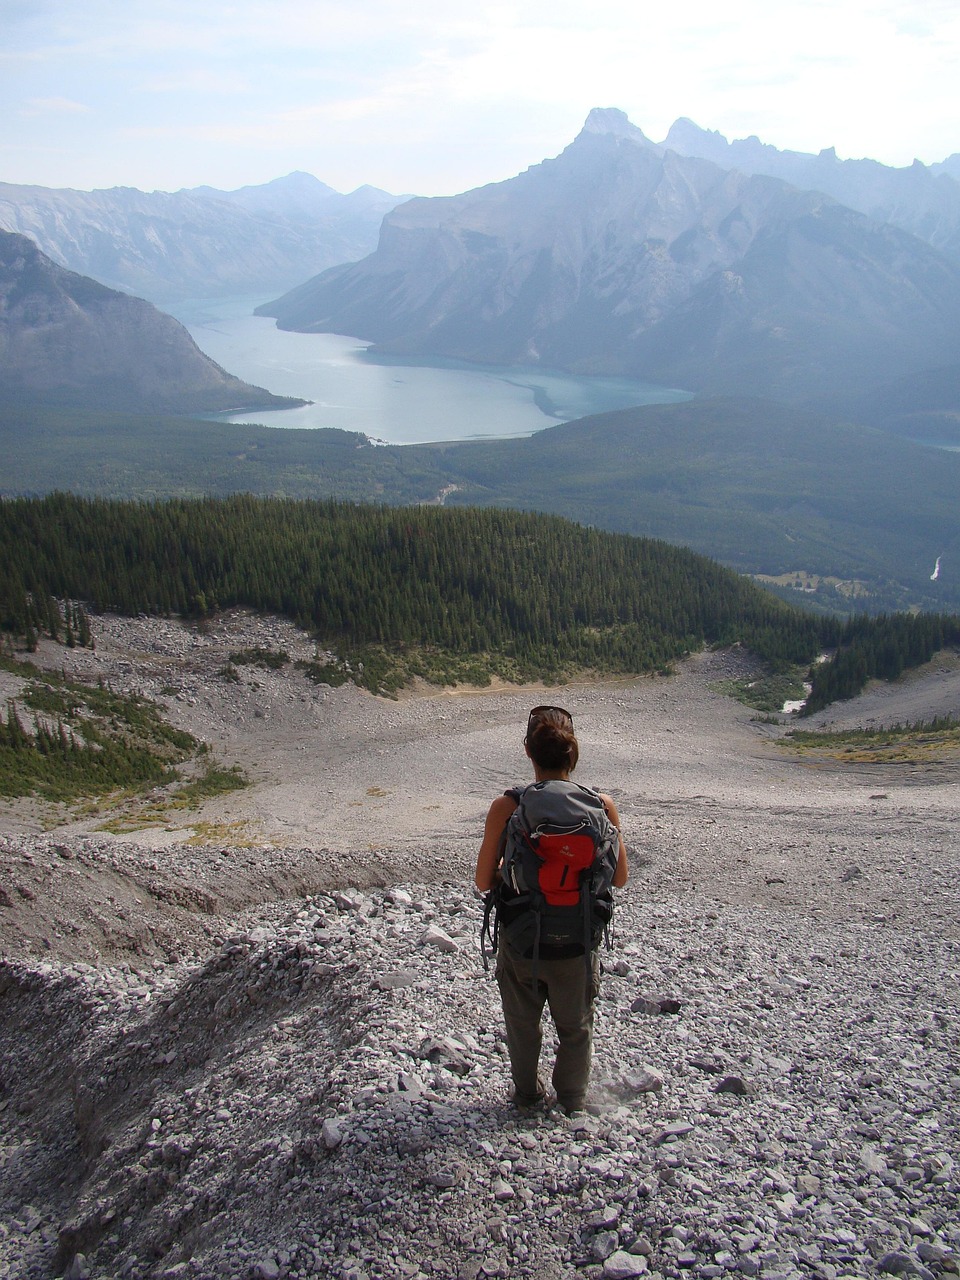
[{"xmin": 495, "ymin": 946, "xmax": 600, "ymax": 1110}]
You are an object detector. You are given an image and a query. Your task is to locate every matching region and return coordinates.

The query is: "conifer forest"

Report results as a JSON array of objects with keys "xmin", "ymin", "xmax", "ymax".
[{"xmin": 1, "ymin": 494, "xmax": 958, "ymax": 707}]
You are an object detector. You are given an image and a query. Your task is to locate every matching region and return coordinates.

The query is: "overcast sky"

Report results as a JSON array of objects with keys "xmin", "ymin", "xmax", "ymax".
[{"xmin": 3, "ymin": 0, "xmax": 959, "ymax": 197}]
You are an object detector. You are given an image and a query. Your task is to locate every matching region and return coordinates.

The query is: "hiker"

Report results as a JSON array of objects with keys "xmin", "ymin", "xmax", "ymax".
[{"xmin": 476, "ymin": 705, "xmax": 628, "ymax": 1114}]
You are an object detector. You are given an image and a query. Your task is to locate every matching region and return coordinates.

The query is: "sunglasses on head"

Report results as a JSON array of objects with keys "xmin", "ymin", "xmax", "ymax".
[{"xmin": 527, "ymin": 705, "xmax": 573, "ymax": 731}]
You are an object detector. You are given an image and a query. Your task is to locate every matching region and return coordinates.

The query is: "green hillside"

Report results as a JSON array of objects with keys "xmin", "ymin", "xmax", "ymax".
[
  {"xmin": 2, "ymin": 396, "xmax": 957, "ymax": 613},
  {"xmin": 4, "ymin": 496, "xmax": 958, "ymax": 711},
  {"xmin": 1, "ymin": 494, "xmax": 828, "ymax": 693},
  {"xmin": 434, "ymin": 399, "xmax": 960, "ymax": 613}
]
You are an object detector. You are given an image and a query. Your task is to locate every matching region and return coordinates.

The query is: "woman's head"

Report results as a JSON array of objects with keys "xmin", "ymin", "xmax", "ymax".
[{"xmin": 525, "ymin": 704, "xmax": 579, "ymax": 774}]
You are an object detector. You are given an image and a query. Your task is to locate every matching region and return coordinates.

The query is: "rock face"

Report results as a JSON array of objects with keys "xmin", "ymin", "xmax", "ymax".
[
  {"xmin": 0, "ymin": 231, "xmax": 299, "ymax": 413},
  {"xmin": 0, "ymin": 173, "xmax": 403, "ymax": 303},
  {"xmin": 260, "ymin": 108, "xmax": 960, "ymax": 407}
]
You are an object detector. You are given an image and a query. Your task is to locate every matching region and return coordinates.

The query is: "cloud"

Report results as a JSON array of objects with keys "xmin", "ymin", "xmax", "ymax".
[
  {"xmin": 19, "ymin": 96, "xmax": 91, "ymax": 116},
  {"xmin": 2, "ymin": 0, "xmax": 960, "ymax": 189},
  {"xmin": 141, "ymin": 70, "xmax": 253, "ymax": 95}
]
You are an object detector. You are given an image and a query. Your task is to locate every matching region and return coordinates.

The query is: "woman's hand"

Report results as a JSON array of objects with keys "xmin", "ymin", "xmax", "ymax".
[{"xmin": 474, "ymin": 793, "xmax": 519, "ymax": 892}]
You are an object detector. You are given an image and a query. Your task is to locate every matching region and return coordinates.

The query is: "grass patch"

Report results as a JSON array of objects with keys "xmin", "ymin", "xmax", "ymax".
[
  {"xmin": 172, "ymin": 764, "xmax": 249, "ymax": 807},
  {"xmin": 229, "ymin": 647, "xmax": 290, "ymax": 670},
  {"xmin": 295, "ymin": 657, "xmax": 351, "ymax": 688},
  {"xmin": 0, "ymin": 655, "xmax": 246, "ymax": 810},
  {"xmin": 95, "ymin": 762, "xmax": 250, "ymax": 832},
  {"xmin": 185, "ymin": 820, "xmax": 259, "ymax": 847},
  {"xmin": 783, "ymin": 717, "xmax": 960, "ymax": 763},
  {"xmin": 300, "ymin": 643, "xmax": 576, "ymax": 698},
  {"xmin": 295, "ymin": 646, "xmax": 500, "ymax": 696}
]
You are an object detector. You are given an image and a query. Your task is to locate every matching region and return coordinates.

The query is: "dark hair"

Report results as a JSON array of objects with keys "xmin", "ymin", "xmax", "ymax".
[{"xmin": 526, "ymin": 706, "xmax": 579, "ymax": 772}]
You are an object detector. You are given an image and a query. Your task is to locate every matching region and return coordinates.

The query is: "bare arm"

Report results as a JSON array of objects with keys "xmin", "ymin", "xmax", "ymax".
[
  {"xmin": 474, "ymin": 793, "xmax": 519, "ymax": 892},
  {"xmin": 600, "ymin": 792, "xmax": 629, "ymax": 887}
]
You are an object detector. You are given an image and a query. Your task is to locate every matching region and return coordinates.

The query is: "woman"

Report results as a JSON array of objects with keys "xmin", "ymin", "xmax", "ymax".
[{"xmin": 475, "ymin": 705, "xmax": 628, "ymax": 1114}]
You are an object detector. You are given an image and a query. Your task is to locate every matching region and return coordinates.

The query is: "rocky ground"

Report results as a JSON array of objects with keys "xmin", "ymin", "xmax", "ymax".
[{"xmin": 1, "ymin": 613, "xmax": 958, "ymax": 1280}]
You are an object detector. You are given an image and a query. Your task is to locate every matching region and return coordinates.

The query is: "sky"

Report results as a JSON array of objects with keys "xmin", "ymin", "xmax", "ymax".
[{"xmin": 2, "ymin": 0, "xmax": 960, "ymax": 198}]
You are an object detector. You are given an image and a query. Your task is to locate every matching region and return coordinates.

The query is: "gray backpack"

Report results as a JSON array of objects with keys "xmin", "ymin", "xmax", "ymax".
[{"xmin": 481, "ymin": 779, "xmax": 620, "ymax": 985}]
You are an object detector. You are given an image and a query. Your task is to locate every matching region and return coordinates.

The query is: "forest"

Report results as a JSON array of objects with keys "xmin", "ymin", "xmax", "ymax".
[
  {"xmin": 1, "ymin": 495, "xmax": 958, "ymax": 711},
  {"xmin": 0, "ymin": 493, "xmax": 830, "ymax": 681},
  {"xmin": 4, "ymin": 397, "xmax": 960, "ymax": 616}
]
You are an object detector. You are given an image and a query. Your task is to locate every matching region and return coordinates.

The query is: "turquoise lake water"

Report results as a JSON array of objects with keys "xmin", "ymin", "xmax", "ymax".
[{"xmin": 171, "ymin": 296, "xmax": 692, "ymax": 445}]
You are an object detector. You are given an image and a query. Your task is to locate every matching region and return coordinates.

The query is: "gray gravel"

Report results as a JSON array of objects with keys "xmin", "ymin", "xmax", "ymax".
[
  {"xmin": 2, "ymin": 882, "xmax": 958, "ymax": 1280},
  {"xmin": 1, "ymin": 614, "xmax": 958, "ymax": 1279}
]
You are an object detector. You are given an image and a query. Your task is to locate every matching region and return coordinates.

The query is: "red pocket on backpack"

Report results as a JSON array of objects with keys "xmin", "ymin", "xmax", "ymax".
[{"xmin": 536, "ymin": 833, "xmax": 596, "ymax": 906}]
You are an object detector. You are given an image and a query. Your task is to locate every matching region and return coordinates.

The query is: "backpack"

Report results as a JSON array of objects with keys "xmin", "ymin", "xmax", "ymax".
[{"xmin": 480, "ymin": 779, "xmax": 620, "ymax": 989}]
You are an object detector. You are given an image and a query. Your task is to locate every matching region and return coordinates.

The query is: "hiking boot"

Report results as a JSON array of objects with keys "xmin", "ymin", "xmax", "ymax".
[
  {"xmin": 510, "ymin": 1077, "xmax": 549, "ymax": 1110},
  {"xmin": 556, "ymin": 1096, "xmax": 586, "ymax": 1117}
]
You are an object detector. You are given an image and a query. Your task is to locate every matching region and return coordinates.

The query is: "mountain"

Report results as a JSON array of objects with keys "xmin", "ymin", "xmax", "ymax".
[
  {"xmin": 0, "ymin": 230, "xmax": 299, "ymax": 414},
  {"xmin": 0, "ymin": 174, "xmax": 404, "ymax": 303},
  {"xmin": 662, "ymin": 117, "xmax": 960, "ymax": 264},
  {"xmin": 932, "ymin": 154, "xmax": 960, "ymax": 182},
  {"xmin": 259, "ymin": 109, "xmax": 960, "ymax": 409}
]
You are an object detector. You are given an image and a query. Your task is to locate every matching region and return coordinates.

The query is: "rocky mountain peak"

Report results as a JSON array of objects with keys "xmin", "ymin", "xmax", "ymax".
[
  {"xmin": 579, "ymin": 107, "xmax": 653, "ymax": 146},
  {"xmin": 663, "ymin": 117, "xmax": 722, "ymax": 154},
  {"xmin": 259, "ymin": 110, "xmax": 960, "ymax": 409}
]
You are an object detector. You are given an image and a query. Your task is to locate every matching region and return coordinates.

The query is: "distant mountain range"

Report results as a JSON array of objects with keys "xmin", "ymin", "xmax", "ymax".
[
  {"xmin": 662, "ymin": 118, "xmax": 960, "ymax": 264},
  {"xmin": 260, "ymin": 109, "xmax": 960, "ymax": 411},
  {"xmin": 0, "ymin": 230, "xmax": 299, "ymax": 414},
  {"xmin": 4, "ymin": 110, "xmax": 960, "ymax": 428},
  {"xmin": 0, "ymin": 173, "xmax": 403, "ymax": 303}
]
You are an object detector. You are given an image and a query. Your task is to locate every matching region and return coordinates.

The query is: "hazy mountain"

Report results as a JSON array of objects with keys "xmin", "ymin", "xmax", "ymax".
[
  {"xmin": 932, "ymin": 154, "xmax": 960, "ymax": 182},
  {"xmin": 0, "ymin": 230, "xmax": 299, "ymax": 413},
  {"xmin": 259, "ymin": 108, "xmax": 960, "ymax": 409},
  {"xmin": 0, "ymin": 174, "xmax": 404, "ymax": 303},
  {"xmin": 662, "ymin": 117, "xmax": 960, "ymax": 264}
]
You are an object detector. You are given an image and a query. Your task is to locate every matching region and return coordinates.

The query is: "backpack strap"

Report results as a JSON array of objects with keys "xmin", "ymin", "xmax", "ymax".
[
  {"xmin": 478, "ymin": 786, "xmax": 523, "ymax": 971},
  {"xmin": 480, "ymin": 890, "xmax": 498, "ymax": 972}
]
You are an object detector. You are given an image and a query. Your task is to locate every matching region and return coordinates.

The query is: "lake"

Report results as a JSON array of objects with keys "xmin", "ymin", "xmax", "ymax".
[{"xmin": 170, "ymin": 296, "xmax": 692, "ymax": 445}]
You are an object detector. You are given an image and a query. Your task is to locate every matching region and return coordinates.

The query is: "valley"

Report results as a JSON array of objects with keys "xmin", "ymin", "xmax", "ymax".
[{"xmin": 3, "ymin": 16, "xmax": 960, "ymax": 1272}]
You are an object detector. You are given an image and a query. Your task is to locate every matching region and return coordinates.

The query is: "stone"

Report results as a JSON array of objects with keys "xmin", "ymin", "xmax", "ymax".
[
  {"xmin": 689, "ymin": 1056, "xmax": 725, "ymax": 1074},
  {"xmin": 420, "ymin": 925, "xmax": 459, "ymax": 953},
  {"xmin": 917, "ymin": 1243, "xmax": 954, "ymax": 1267},
  {"xmin": 321, "ymin": 1118, "xmax": 344, "ymax": 1149},
  {"xmin": 333, "ymin": 890, "xmax": 365, "ymax": 911},
  {"xmin": 376, "ymin": 970, "xmax": 420, "ymax": 990},
  {"xmin": 396, "ymin": 1071, "xmax": 424, "ymax": 1096},
  {"xmin": 418, "ymin": 1036, "xmax": 472, "ymax": 1075},
  {"xmin": 622, "ymin": 1068, "xmax": 664, "ymax": 1094},
  {"xmin": 878, "ymin": 1252, "xmax": 916, "ymax": 1276},
  {"xmin": 603, "ymin": 1251, "xmax": 648, "ymax": 1278},
  {"xmin": 630, "ymin": 995, "xmax": 682, "ymax": 1015},
  {"xmin": 251, "ymin": 1263, "xmax": 280, "ymax": 1280},
  {"xmin": 593, "ymin": 1230, "xmax": 621, "ymax": 1261},
  {"xmin": 713, "ymin": 1075, "xmax": 753, "ymax": 1095},
  {"xmin": 656, "ymin": 1121, "xmax": 696, "ymax": 1143}
]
